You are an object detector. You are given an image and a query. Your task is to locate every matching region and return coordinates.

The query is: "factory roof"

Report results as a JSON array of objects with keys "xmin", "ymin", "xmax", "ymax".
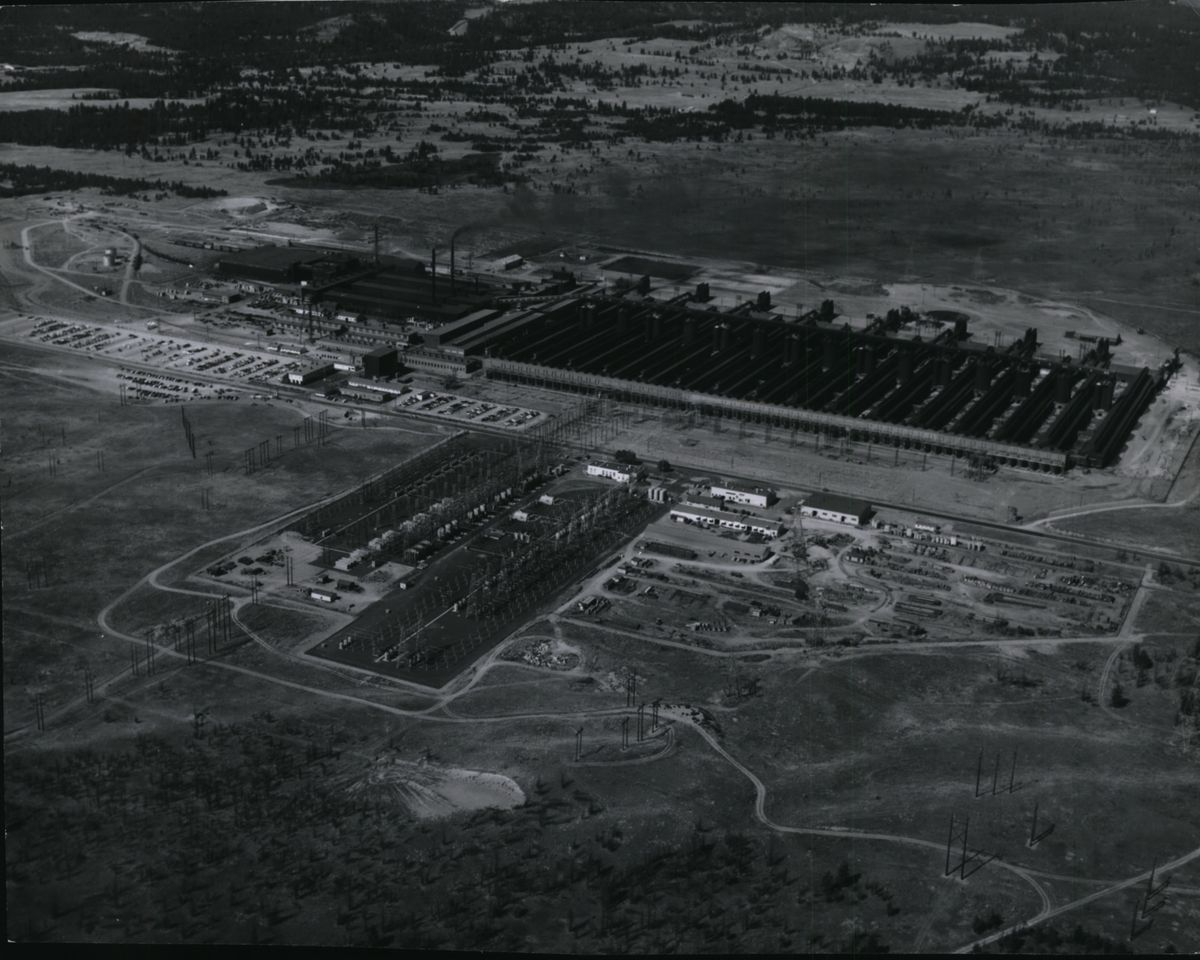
[
  {"xmin": 711, "ymin": 480, "xmax": 777, "ymax": 497},
  {"xmin": 801, "ymin": 492, "xmax": 873, "ymax": 518},
  {"xmin": 671, "ymin": 504, "xmax": 781, "ymax": 529},
  {"xmin": 588, "ymin": 460, "xmax": 632, "ymax": 473},
  {"xmin": 217, "ymin": 245, "xmax": 342, "ymax": 271}
]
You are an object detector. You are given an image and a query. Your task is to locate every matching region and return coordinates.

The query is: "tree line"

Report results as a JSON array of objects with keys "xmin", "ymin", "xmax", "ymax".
[{"xmin": 0, "ymin": 162, "xmax": 226, "ymax": 199}]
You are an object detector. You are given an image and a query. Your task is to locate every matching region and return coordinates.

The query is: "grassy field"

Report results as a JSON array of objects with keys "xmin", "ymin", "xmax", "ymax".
[
  {"xmin": 1, "ymin": 348, "xmax": 445, "ymax": 728},
  {"xmin": 1052, "ymin": 506, "xmax": 1200, "ymax": 560}
]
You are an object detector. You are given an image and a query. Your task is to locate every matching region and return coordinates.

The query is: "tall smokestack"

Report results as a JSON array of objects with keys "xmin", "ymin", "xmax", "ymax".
[
  {"xmin": 430, "ymin": 247, "xmax": 437, "ymax": 305},
  {"xmin": 373, "ymin": 223, "xmax": 379, "ymax": 265},
  {"xmin": 450, "ymin": 236, "xmax": 456, "ymax": 295}
]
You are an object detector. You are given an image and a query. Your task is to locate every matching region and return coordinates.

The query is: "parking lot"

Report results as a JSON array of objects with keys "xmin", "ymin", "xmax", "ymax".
[
  {"xmin": 22, "ymin": 316, "xmax": 295, "ymax": 399},
  {"xmin": 397, "ymin": 389, "xmax": 543, "ymax": 430}
]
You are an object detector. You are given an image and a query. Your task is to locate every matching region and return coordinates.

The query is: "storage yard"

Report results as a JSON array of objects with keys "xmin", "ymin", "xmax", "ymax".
[{"xmin": 564, "ymin": 504, "xmax": 1139, "ymax": 652}]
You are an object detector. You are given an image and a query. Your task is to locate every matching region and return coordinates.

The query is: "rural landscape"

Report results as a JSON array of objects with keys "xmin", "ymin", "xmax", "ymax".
[{"xmin": 2, "ymin": 0, "xmax": 1199, "ymax": 952}]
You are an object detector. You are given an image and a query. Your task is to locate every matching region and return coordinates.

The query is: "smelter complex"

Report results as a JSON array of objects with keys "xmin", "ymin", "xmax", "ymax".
[{"xmin": 436, "ymin": 293, "xmax": 1174, "ymax": 472}]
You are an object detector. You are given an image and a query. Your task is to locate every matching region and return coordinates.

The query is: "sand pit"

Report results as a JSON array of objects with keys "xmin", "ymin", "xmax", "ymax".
[
  {"xmin": 207, "ymin": 196, "xmax": 279, "ymax": 218},
  {"xmin": 343, "ymin": 759, "xmax": 525, "ymax": 820}
]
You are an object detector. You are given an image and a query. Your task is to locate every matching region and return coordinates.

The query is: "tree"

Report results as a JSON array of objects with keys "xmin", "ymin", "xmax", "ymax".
[
  {"xmin": 657, "ymin": 459, "xmax": 672, "ymax": 473},
  {"xmin": 612, "ymin": 449, "xmax": 639, "ymax": 464},
  {"xmin": 1110, "ymin": 683, "xmax": 1129, "ymax": 708},
  {"xmin": 819, "ymin": 298, "xmax": 835, "ymax": 321}
]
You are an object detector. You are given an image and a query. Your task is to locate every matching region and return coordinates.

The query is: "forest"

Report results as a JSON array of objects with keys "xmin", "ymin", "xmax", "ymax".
[{"xmin": 0, "ymin": 162, "xmax": 226, "ymax": 199}]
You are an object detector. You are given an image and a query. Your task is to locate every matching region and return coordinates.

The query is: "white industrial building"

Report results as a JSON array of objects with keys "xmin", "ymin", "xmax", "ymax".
[
  {"xmin": 710, "ymin": 480, "xmax": 777, "ymax": 508},
  {"xmin": 799, "ymin": 492, "xmax": 873, "ymax": 526},
  {"xmin": 669, "ymin": 504, "xmax": 783, "ymax": 538},
  {"xmin": 586, "ymin": 461, "xmax": 633, "ymax": 483}
]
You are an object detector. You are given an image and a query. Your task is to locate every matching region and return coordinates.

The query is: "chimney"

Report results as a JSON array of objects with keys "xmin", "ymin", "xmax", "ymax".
[
  {"xmin": 1054, "ymin": 371, "xmax": 1073, "ymax": 405},
  {"xmin": 1015, "ymin": 364, "xmax": 1032, "ymax": 397},
  {"xmin": 974, "ymin": 358, "xmax": 992, "ymax": 394},
  {"xmin": 751, "ymin": 325, "xmax": 766, "ymax": 359},
  {"xmin": 683, "ymin": 315, "xmax": 696, "ymax": 346},
  {"xmin": 940, "ymin": 355, "xmax": 954, "ymax": 386}
]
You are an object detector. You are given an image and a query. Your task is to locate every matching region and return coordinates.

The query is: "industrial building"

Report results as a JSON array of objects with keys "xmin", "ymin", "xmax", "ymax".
[
  {"xmin": 710, "ymin": 480, "xmax": 777, "ymax": 508},
  {"xmin": 670, "ymin": 504, "xmax": 783, "ymax": 538},
  {"xmin": 215, "ymin": 246, "xmax": 361, "ymax": 285},
  {"xmin": 345, "ymin": 379, "xmax": 408, "ymax": 397},
  {"xmin": 799, "ymin": 493, "xmax": 873, "ymax": 526},
  {"xmin": 440, "ymin": 293, "xmax": 1172, "ymax": 471},
  {"xmin": 286, "ymin": 362, "xmax": 335, "ymax": 385},
  {"xmin": 586, "ymin": 461, "xmax": 633, "ymax": 483},
  {"xmin": 682, "ymin": 492, "xmax": 727, "ymax": 511},
  {"xmin": 338, "ymin": 386, "xmax": 389, "ymax": 404},
  {"xmin": 362, "ymin": 346, "xmax": 401, "ymax": 379},
  {"xmin": 403, "ymin": 347, "xmax": 478, "ymax": 376}
]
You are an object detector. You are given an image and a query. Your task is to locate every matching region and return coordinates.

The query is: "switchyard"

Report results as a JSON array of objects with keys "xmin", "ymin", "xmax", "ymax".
[
  {"xmin": 190, "ymin": 400, "xmax": 663, "ymax": 688},
  {"xmin": 452, "ymin": 295, "xmax": 1177, "ymax": 471}
]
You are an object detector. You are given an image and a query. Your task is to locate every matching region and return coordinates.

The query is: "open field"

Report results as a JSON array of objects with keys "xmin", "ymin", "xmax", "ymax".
[{"xmin": 1052, "ymin": 506, "xmax": 1200, "ymax": 561}]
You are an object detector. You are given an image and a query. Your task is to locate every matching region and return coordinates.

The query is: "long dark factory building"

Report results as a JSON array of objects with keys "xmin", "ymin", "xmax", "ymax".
[{"xmin": 437, "ymin": 294, "xmax": 1173, "ymax": 471}]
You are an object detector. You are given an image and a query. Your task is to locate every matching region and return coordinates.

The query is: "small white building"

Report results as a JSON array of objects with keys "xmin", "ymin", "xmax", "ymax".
[
  {"xmin": 309, "ymin": 588, "xmax": 339, "ymax": 603},
  {"xmin": 586, "ymin": 461, "xmax": 633, "ymax": 483},
  {"xmin": 799, "ymin": 492, "xmax": 873, "ymax": 526},
  {"xmin": 710, "ymin": 480, "xmax": 777, "ymax": 508}
]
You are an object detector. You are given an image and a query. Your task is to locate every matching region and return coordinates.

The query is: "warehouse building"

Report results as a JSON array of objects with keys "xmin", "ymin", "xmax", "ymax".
[
  {"xmin": 669, "ymin": 504, "xmax": 783, "ymax": 538},
  {"xmin": 799, "ymin": 493, "xmax": 873, "ymax": 526},
  {"xmin": 710, "ymin": 480, "xmax": 777, "ymax": 508},
  {"xmin": 338, "ymin": 386, "xmax": 389, "ymax": 404},
  {"xmin": 586, "ymin": 461, "xmax": 633, "ymax": 483},
  {"xmin": 286, "ymin": 362, "xmax": 335, "ymax": 385},
  {"xmin": 682, "ymin": 492, "xmax": 726, "ymax": 511},
  {"xmin": 403, "ymin": 347, "xmax": 478, "ymax": 375},
  {"xmin": 346, "ymin": 378, "xmax": 408, "ymax": 397},
  {"xmin": 215, "ymin": 246, "xmax": 354, "ymax": 285},
  {"xmin": 362, "ymin": 346, "xmax": 401, "ymax": 379}
]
